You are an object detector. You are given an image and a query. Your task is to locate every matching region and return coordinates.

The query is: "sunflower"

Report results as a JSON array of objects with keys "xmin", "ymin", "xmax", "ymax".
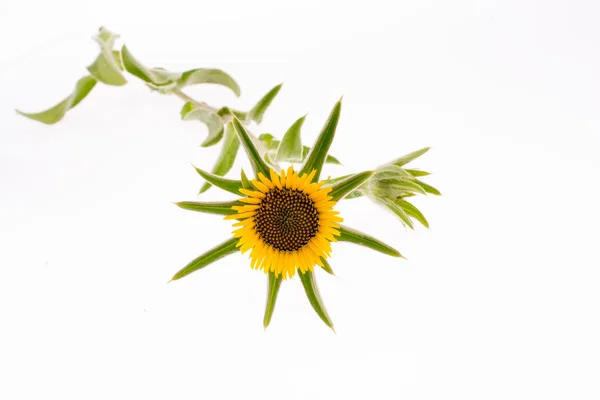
[
  {"xmin": 169, "ymin": 99, "xmax": 435, "ymax": 329},
  {"xmin": 226, "ymin": 167, "xmax": 343, "ymax": 279}
]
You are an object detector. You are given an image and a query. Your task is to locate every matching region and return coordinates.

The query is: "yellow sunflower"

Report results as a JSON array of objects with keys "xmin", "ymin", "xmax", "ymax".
[{"xmin": 225, "ymin": 167, "xmax": 343, "ymax": 279}]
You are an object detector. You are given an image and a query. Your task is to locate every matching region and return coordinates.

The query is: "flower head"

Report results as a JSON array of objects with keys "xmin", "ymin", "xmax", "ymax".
[{"xmin": 226, "ymin": 167, "xmax": 343, "ymax": 279}]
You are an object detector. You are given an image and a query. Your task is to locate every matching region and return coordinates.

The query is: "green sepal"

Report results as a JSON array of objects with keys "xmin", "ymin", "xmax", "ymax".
[
  {"xmin": 328, "ymin": 170, "xmax": 373, "ymax": 202},
  {"xmin": 248, "ymin": 83, "xmax": 282, "ymax": 124},
  {"xmin": 398, "ymin": 199, "xmax": 429, "ymax": 228},
  {"xmin": 405, "ymin": 169, "xmax": 430, "ymax": 177},
  {"xmin": 200, "ymin": 122, "xmax": 240, "ymax": 193},
  {"xmin": 298, "ymin": 270, "xmax": 334, "ymax": 330},
  {"xmin": 390, "ymin": 147, "xmax": 431, "ymax": 167},
  {"xmin": 300, "ymin": 98, "xmax": 342, "ymax": 181},
  {"xmin": 16, "ymin": 75, "xmax": 97, "ymax": 125},
  {"xmin": 180, "ymin": 102, "xmax": 224, "ymax": 147},
  {"xmin": 174, "ymin": 200, "xmax": 241, "ymax": 216},
  {"xmin": 276, "ymin": 115, "xmax": 305, "ymax": 162},
  {"xmin": 193, "ymin": 165, "xmax": 242, "ymax": 196},
  {"xmin": 379, "ymin": 198, "xmax": 415, "ymax": 229},
  {"xmin": 414, "ymin": 179, "xmax": 442, "ymax": 195},
  {"xmin": 259, "ymin": 134, "xmax": 341, "ymax": 164},
  {"xmin": 263, "ymin": 272, "xmax": 283, "ymax": 329},
  {"xmin": 232, "ymin": 117, "xmax": 271, "ymax": 178},
  {"xmin": 86, "ymin": 27, "xmax": 127, "ymax": 86},
  {"xmin": 320, "ymin": 258, "xmax": 334, "ymax": 275},
  {"xmin": 338, "ymin": 225, "xmax": 403, "ymax": 258},
  {"xmin": 170, "ymin": 238, "xmax": 239, "ymax": 281}
]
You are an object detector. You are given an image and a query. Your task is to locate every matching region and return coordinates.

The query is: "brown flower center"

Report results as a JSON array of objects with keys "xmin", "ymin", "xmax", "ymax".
[{"xmin": 254, "ymin": 188, "xmax": 319, "ymax": 251}]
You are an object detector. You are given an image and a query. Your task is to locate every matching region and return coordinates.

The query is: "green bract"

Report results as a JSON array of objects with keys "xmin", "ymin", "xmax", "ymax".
[{"xmin": 17, "ymin": 26, "xmax": 440, "ymax": 330}]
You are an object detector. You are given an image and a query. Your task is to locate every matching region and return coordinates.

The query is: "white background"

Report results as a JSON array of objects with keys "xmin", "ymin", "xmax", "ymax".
[{"xmin": 1, "ymin": 0, "xmax": 599, "ymax": 398}]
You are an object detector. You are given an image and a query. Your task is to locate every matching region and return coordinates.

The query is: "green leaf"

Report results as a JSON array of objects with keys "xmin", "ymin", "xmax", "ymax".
[
  {"xmin": 398, "ymin": 199, "xmax": 429, "ymax": 228},
  {"xmin": 263, "ymin": 272, "xmax": 283, "ymax": 329},
  {"xmin": 179, "ymin": 69, "xmax": 240, "ymax": 96},
  {"xmin": 380, "ymin": 198, "xmax": 415, "ymax": 229},
  {"xmin": 249, "ymin": 83, "xmax": 282, "ymax": 124},
  {"xmin": 338, "ymin": 225, "xmax": 403, "ymax": 258},
  {"xmin": 300, "ymin": 98, "xmax": 342, "ymax": 181},
  {"xmin": 372, "ymin": 177, "xmax": 427, "ymax": 196},
  {"xmin": 16, "ymin": 75, "xmax": 97, "ymax": 124},
  {"xmin": 320, "ymin": 258, "xmax": 334, "ymax": 275},
  {"xmin": 390, "ymin": 147, "xmax": 431, "ymax": 167},
  {"xmin": 174, "ymin": 200, "xmax": 240, "ymax": 216},
  {"xmin": 86, "ymin": 27, "xmax": 127, "ymax": 86},
  {"xmin": 170, "ymin": 238, "xmax": 239, "ymax": 281},
  {"xmin": 200, "ymin": 122, "xmax": 240, "ymax": 193},
  {"xmin": 193, "ymin": 165, "xmax": 242, "ymax": 196},
  {"xmin": 180, "ymin": 102, "xmax": 224, "ymax": 147},
  {"xmin": 121, "ymin": 45, "xmax": 179, "ymax": 89},
  {"xmin": 276, "ymin": 115, "xmax": 305, "ymax": 162},
  {"xmin": 329, "ymin": 170, "xmax": 374, "ymax": 201},
  {"xmin": 232, "ymin": 117, "xmax": 271, "ymax": 178},
  {"xmin": 405, "ymin": 169, "xmax": 430, "ymax": 177},
  {"xmin": 298, "ymin": 270, "xmax": 334, "ymax": 330},
  {"xmin": 375, "ymin": 165, "xmax": 414, "ymax": 179},
  {"xmin": 414, "ymin": 179, "xmax": 442, "ymax": 196},
  {"xmin": 259, "ymin": 134, "xmax": 341, "ymax": 165}
]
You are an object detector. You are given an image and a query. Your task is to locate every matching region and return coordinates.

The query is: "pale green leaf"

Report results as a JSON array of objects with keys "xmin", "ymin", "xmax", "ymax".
[
  {"xmin": 16, "ymin": 75, "xmax": 97, "ymax": 125},
  {"xmin": 200, "ymin": 122, "xmax": 240, "ymax": 193},
  {"xmin": 276, "ymin": 115, "xmax": 305, "ymax": 162},
  {"xmin": 405, "ymin": 169, "xmax": 430, "ymax": 177},
  {"xmin": 249, "ymin": 84, "xmax": 282, "ymax": 124},
  {"xmin": 259, "ymin": 134, "xmax": 341, "ymax": 165},
  {"xmin": 329, "ymin": 170, "xmax": 373, "ymax": 201},
  {"xmin": 86, "ymin": 27, "xmax": 127, "ymax": 86},
  {"xmin": 390, "ymin": 147, "xmax": 431, "ymax": 167},
  {"xmin": 179, "ymin": 69, "xmax": 240, "ymax": 96},
  {"xmin": 320, "ymin": 258, "xmax": 334, "ymax": 275},
  {"xmin": 380, "ymin": 198, "xmax": 415, "ymax": 229},
  {"xmin": 180, "ymin": 102, "xmax": 224, "ymax": 147},
  {"xmin": 414, "ymin": 179, "xmax": 442, "ymax": 195}
]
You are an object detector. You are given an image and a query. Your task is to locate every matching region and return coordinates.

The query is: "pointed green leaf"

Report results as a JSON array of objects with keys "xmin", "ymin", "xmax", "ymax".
[
  {"xmin": 298, "ymin": 270, "xmax": 334, "ymax": 330},
  {"xmin": 178, "ymin": 68, "xmax": 240, "ymax": 96},
  {"xmin": 17, "ymin": 75, "xmax": 97, "ymax": 125},
  {"xmin": 405, "ymin": 169, "xmax": 430, "ymax": 177},
  {"xmin": 414, "ymin": 179, "xmax": 442, "ymax": 195},
  {"xmin": 375, "ymin": 165, "xmax": 414, "ymax": 179},
  {"xmin": 249, "ymin": 83, "xmax": 282, "ymax": 124},
  {"xmin": 300, "ymin": 99, "xmax": 342, "ymax": 181},
  {"xmin": 345, "ymin": 190, "xmax": 364, "ymax": 199},
  {"xmin": 200, "ymin": 122, "xmax": 240, "ymax": 193},
  {"xmin": 232, "ymin": 117, "xmax": 271, "ymax": 178},
  {"xmin": 380, "ymin": 198, "xmax": 415, "ymax": 229},
  {"xmin": 329, "ymin": 170, "xmax": 374, "ymax": 201},
  {"xmin": 193, "ymin": 165, "xmax": 242, "ymax": 196},
  {"xmin": 338, "ymin": 225, "xmax": 403, "ymax": 258},
  {"xmin": 263, "ymin": 272, "xmax": 283, "ymax": 329},
  {"xmin": 320, "ymin": 258, "xmax": 334, "ymax": 275},
  {"xmin": 170, "ymin": 238, "xmax": 239, "ymax": 281},
  {"xmin": 276, "ymin": 115, "xmax": 305, "ymax": 162},
  {"xmin": 398, "ymin": 200, "xmax": 429, "ymax": 228},
  {"xmin": 180, "ymin": 102, "xmax": 224, "ymax": 147},
  {"xmin": 174, "ymin": 200, "xmax": 240, "ymax": 216},
  {"xmin": 259, "ymin": 134, "xmax": 341, "ymax": 165},
  {"xmin": 241, "ymin": 170, "xmax": 253, "ymax": 190},
  {"xmin": 390, "ymin": 147, "xmax": 431, "ymax": 167},
  {"xmin": 86, "ymin": 27, "xmax": 127, "ymax": 86}
]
